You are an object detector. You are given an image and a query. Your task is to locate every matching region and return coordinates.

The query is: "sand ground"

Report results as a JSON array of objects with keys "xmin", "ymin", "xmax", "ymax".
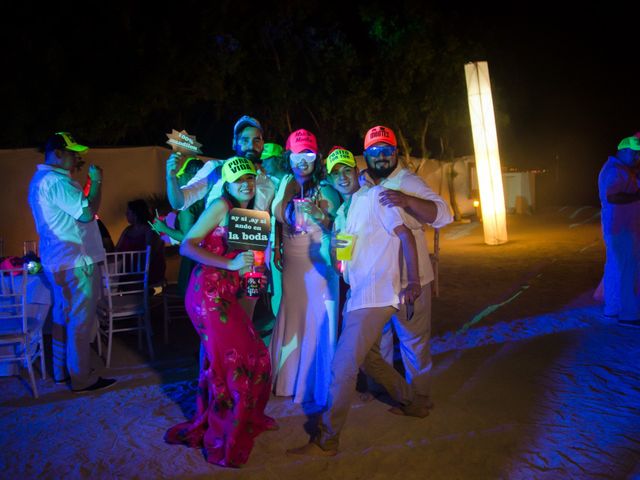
[{"xmin": 1, "ymin": 207, "xmax": 639, "ymax": 479}]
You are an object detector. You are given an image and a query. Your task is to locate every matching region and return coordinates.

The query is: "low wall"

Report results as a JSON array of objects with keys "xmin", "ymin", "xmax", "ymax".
[
  {"xmin": 2, "ymin": 148, "xmax": 533, "ymax": 260},
  {"xmin": 1, "ymin": 146, "xmax": 173, "ymax": 257}
]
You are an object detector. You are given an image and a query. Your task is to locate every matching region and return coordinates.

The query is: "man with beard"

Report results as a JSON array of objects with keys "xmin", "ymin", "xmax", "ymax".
[
  {"xmin": 359, "ymin": 125, "xmax": 452, "ymax": 415},
  {"xmin": 165, "ymin": 115, "xmax": 275, "ymax": 212},
  {"xmin": 288, "ymin": 146, "xmax": 430, "ymax": 456}
]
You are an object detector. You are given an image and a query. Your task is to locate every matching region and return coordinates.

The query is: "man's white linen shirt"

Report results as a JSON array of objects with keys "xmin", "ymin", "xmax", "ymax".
[
  {"xmin": 360, "ymin": 165, "xmax": 453, "ymax": 286},
  {"xmin": 337, "ymin": 185, "xmax": 407, "ymax": 312},
  {"xmin": 28, "ymin": 165, "xmax": 105, "ymax": 272}
]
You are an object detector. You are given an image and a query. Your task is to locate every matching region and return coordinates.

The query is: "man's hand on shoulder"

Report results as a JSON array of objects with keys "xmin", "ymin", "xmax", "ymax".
[{"xmin": 379, "ymin": 188, "xmax": 409, "ymax": 209}]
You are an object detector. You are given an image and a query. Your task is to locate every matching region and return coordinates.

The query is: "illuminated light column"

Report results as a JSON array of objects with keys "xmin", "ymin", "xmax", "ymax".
[{"xmin": 464, "ymin": 61, "xmax": 508, "ymax": 245}]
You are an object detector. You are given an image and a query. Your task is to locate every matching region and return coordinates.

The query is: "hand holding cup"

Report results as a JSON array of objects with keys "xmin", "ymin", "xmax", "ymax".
[{"xmin": 230, "ymin": 251, "xmax": 255, "ymax": 272}]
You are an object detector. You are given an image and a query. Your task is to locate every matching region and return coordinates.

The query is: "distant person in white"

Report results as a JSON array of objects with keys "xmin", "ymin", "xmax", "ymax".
[{"xmin": 598, "ymin": 135, "xmax": 640, "ymax": 328}]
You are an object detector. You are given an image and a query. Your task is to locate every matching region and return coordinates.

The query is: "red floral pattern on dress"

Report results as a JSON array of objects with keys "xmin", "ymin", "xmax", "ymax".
[{"xmin": 164, "ymin": 226, "xmax": 275, "ymax": 468}]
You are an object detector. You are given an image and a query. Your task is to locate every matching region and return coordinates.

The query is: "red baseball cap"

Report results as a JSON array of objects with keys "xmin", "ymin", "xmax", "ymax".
[
  {"xmin": 286, "ymin": 129, "xmax": 318, "ymax": 153},
  {"xmin": 364, "ymin": 126, "xmax": 397, "ymax": 150}
]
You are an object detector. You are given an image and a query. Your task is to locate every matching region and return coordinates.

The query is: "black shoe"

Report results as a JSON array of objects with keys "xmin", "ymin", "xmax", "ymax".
[
  {"xmin": 72, "ymin": 377, "xmax": 116, "ymax": 393},
  {"xmin": 618, "ymin": 319, "xmax": 640, "ymax": 329},
  {"xmin": 54, "ymin": 377, "xmax": 70, "ymax": 385}
]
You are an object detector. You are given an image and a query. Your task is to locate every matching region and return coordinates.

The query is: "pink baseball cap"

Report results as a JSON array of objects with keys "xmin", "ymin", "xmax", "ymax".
[{"xmin": 286, "ymin": 129, "xmax": 318, "ymax": 153}]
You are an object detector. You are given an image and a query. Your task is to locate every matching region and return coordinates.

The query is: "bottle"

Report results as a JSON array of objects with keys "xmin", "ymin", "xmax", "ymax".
[{"xmin": 244, "ymin": 250, "xmax": 265, "ymax": 297}]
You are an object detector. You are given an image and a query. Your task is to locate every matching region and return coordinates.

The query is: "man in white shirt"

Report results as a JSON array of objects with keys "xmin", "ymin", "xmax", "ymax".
[
  {"xmin": 28, "ymin": 132, "xmax": 115, "ymax": 393},
  {"xmin": 288, "ymin": 147, "xmax": 427, "ymax": 456},
  {"xmin": 359, "ymin": 126, "xmax": 453, "ymax": 412},
  {"xmin": 165, "ymin": 115, "xmax": 275, "ymax": 212}
]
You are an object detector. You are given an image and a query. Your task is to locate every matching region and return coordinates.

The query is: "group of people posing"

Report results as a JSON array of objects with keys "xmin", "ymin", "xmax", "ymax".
[
  {"xmin": 28, "ymin": 116, "xmax": 453, "ymax": 468},
  {"xmin": 161, "ymin": 116, "xmax": 452, "ymax": 466}
]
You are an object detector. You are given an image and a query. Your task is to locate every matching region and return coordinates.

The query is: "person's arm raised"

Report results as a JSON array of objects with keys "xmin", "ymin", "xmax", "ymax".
[
  {"xmin": 166, "ymin": 153, "xmax": 185, "ymax": 210},
  {"xmin": 78, "ymin": 165, "xmax": 102, "ymax": 222}
]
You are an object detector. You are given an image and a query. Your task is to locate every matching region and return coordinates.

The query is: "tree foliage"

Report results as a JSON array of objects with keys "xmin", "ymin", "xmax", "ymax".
[{"xmin": 3, "ymin": 1, "xmax": 497, "ymax": 160}]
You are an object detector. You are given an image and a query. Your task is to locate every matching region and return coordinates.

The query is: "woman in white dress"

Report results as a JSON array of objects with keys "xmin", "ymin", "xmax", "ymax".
[{"xmin": 270, "ymin": 129, "xmax": 341, "ymax": 406}]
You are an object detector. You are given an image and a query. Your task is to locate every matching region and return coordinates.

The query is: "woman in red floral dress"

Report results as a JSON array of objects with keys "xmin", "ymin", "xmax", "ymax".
[{"xmin": 164, "ymin": 157, "xmax": 276, "ymax": 467}]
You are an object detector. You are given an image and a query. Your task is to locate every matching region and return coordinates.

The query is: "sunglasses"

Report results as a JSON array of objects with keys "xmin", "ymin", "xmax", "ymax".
[
  {"xmin": 290, "ymin": 152, "xmax": 317, "ymax": 164},
  {"xmin": 365, "ymin": 145, "xmax": 396, "ymax": 157}
]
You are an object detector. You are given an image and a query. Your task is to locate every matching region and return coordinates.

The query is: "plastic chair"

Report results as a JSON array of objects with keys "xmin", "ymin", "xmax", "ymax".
[
  {"xmin": 23, "ymin": 240, "xmax": 38, "ymax": 256},
  {"xmin": 97, "ymin": 247, "xmax": 154, "ymax": 368},
  {"xmin": 430, "ymin": 228, "xmax": 440, "ymax": 297},
  {"xmin": 0, "ymin": 267, "xmax": 46, "ymax": 398}
]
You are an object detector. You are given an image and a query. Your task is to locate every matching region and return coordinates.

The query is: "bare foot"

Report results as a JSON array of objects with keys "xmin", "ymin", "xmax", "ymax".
[
  {"xmin": 286, "ymin": 443, "xmax": 338, "ymax": 457},
  {"xmin": 415, "ymin": 394, "xmax": 435, "ymax": 410}
]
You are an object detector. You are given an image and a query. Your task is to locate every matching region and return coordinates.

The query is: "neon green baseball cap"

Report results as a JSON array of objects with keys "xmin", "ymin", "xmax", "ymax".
[
  {"xmin": 45, "ymin": 132, "xmax": 89, "ymax": 154},
  {"xmin": 326, "ymin": 146, "xmax": 356, "ymax": 173},
  {"xmin": 221, "ymin": 156, "xmax": 257, "ymax": 183},
  {"xmin": 261, "ymin": 143, "xmax": 284, "ymax": 160},
  {"xmin": 618, "ymin": 136, "xmax": 640, "ymax": 151},
  {"xmin": 175, "ymin": 157, "xmax": 201, "ymax": 178}
]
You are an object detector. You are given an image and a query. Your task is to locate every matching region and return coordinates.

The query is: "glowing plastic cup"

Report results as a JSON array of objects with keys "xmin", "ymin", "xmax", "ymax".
[
  {"xmin": 336, "ymin": 233, "xmax": 355, "ymax": 261},
  {"xmin": 293, "ymin": 198, "xmax": 310, "ymax": 233}
]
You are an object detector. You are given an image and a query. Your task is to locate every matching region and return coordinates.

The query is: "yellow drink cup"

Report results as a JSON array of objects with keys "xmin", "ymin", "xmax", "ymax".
[{"xmin": 336, "ymin": 233, "xmax": 356, "ymax": 261}]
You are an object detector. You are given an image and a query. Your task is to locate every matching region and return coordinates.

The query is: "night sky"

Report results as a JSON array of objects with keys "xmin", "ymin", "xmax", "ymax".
[
  {"xmin": 3, "ymin": 2, "xmax": 639, "ymax": 204},
  {"xmin": 471, "ymin": 6, "xmax": 640, "ymax": 203}
]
